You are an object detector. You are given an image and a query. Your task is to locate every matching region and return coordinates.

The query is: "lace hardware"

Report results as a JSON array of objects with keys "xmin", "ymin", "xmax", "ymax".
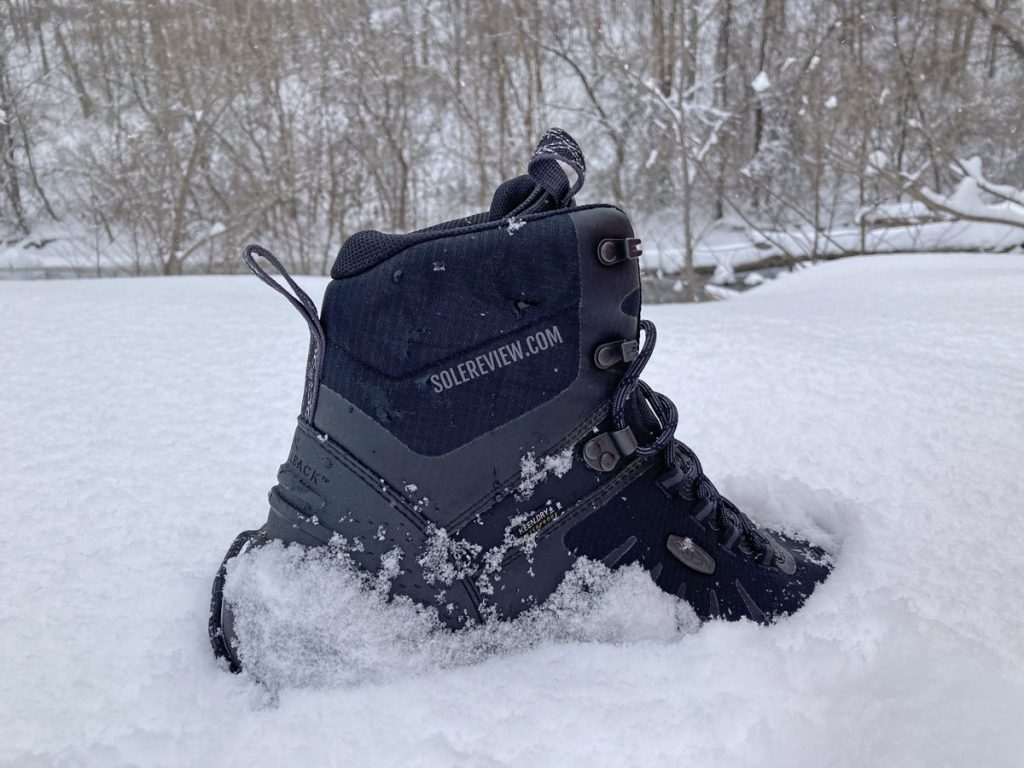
[
  {"xmin": 593, "ymin": 339, "xmax": 640, "ymax": 369},
  {"xmin": 582, "ymin": 426, "xmax": 638, "ymax": 472},
  {"xmin": 656, "ymin": 465, "xmax": 688, "ymax": 494},
  {"xmin": 693, "ymin": 498, "xmax": 717, "ymax": 524},
  {"xmin": 597, "ymin": 237, "xmax": 642, "ymax": 266}
]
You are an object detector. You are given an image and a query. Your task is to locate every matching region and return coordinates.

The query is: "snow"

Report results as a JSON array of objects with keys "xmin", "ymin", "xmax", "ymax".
[
  {"xmin": 743, "ymin": 271, "xmax": 766, "ymax": 286},
  {"xmin": 228, "ymin": 545, "xmax": 695, "ymax": 691},
  {"xmin": 709, "ymin": 262, "xmax": 736, "ymax": 285},
  {"xmin": 867, "ymin": 149, "xmax": 889, "ymax": 173},
  {"xmin": 3, "ymin": 254, "xmax": 1024, "ymax": 766},
  {"xmin": 641, "ymin": 216, "xmax": 1023, "ymax": 273},
  {"xmin": 856, "ymin": 198, "xmax": 940, "ymax": 225},
  {"xmin": 703, "ymin": 283, "xmax": 740, "ymax": 301},
  {"xmin": 417, "ymin": 525, "xmax": 483, "ymax": 587},
  {"xmin": 751, "ymin": 71, "xmax": 772, "ymax": 94},
  {"xmin": 517, "ymin": 447, "xmax": 575, "ymax": 499},
  {"xmin": 920, "ymin": 157, "xmax": 1024, "ymax": 229},
  {"xmin": 505, "ymin": 216, "xmax": 526, "ymax": 235}
]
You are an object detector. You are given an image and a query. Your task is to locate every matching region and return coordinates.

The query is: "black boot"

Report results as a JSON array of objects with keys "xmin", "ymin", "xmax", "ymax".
[{"xmin": 209, "ymin": 129, "xmax": 831, "ymax": 672}]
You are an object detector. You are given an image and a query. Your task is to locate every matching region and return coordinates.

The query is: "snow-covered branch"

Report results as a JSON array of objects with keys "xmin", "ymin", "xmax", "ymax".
[{"xmin": 912, "ymin": 157, "xmax": 1024, "ymax": 231}]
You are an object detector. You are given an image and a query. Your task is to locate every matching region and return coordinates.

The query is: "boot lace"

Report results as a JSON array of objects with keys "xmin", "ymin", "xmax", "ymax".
[{"xmin": 609, "ymin": 319, "xmax": 775, "ymax": 564}]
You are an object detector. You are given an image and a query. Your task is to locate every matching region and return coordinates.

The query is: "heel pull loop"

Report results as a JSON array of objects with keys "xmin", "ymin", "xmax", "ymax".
[
  {"xmin": 242, "ymin": 244, "xmax": 325, "ymax": 424},
  {"xmin": 528, "ymin": 127, "xmax": 586, "ymax": 206}
]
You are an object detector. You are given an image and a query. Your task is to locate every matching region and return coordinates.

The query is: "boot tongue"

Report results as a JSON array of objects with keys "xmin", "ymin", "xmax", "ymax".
[
  {"xmin": 488, "ymin": 128, "xmax": 587, "ymax": 219},
  {"xmin": 488, "ymin": 175, "xmax": 542, "ymax": 218}
]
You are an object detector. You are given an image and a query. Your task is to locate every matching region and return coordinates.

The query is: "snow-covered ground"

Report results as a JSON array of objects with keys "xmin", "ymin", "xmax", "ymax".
[
  {"xmin": 640, "ymin": 216, "xmax": 1023, "ymax": 274},
  {"xmin": 2, "ymin": 253, "xmax": 1023, "ymax": 767}
]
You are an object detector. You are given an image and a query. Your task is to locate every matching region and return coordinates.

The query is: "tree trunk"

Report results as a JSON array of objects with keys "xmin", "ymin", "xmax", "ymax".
[
  {"xmin": 681, "ymin": 146, "xmax": 696, "ymax": 302},
  {"xmin": 54, "ymin": 24, "xmax": 94, "ymax": 119},
  {"xmin": 713, "ymin": 0, "xmax": 732, "ymax": 220},
  {"xmin": 0, "ymin": 52, "xmax": 28, "ymax": 235}
]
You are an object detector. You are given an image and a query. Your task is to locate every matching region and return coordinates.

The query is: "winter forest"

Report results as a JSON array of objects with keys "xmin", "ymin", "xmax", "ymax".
[{"xmin": 2, "ymin": 0, "xmax": 1023, "ymax": 295}]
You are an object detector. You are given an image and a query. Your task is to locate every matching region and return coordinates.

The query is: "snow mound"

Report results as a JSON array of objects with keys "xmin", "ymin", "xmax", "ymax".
[{"xmin": 225, "ymin": 545, "xmax": 697, "ymax": 691}]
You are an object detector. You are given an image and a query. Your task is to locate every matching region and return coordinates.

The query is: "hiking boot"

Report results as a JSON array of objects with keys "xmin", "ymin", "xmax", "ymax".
[{"xmin": 209, "ymin": 129, "xmax": 831, "ymax": 672}]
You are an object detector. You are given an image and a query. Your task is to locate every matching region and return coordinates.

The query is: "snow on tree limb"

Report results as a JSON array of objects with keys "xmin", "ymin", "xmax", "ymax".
[
  {"xmin": 912, "ymin": 157, "xmax": 1024, "ymax": 231},
  {"xmin": 861, "ymin": 151, "xmax": 1024, "ymax": 234}
]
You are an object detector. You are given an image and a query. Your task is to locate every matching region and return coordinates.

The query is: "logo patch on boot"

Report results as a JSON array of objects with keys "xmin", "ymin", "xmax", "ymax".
[
  {"xmin": 514, "ymin": 499, "xmax": 566, "ymax": 539},
  {"xmin": 428, "ymin": 324, "xmax": 564, "ymax": 394},
  {"xmin": 287, "ymin": 452, "xmax": 328, "ymax": 487},
  {"xmin": 666, "ymin": 535, "xmax": 716, "ymax": 575}
]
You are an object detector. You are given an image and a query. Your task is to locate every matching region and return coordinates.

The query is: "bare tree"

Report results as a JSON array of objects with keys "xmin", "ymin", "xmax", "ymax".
[{"xmin": 1, "ymin": 0, "xmax": 1021, "ymax": 280}]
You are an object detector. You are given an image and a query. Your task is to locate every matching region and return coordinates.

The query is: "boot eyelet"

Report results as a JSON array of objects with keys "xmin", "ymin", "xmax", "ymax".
[
  {"xmin": 597, "ymin": 237, "xmax": 642, "ymax": 266},
  {"xmin": 593, "ymin": 339, "xmax": 639, "ymax": 370}
]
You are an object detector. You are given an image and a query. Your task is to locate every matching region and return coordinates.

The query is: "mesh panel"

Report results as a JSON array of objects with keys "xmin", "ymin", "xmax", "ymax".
[{"xmin": 320, "ymin": 209, "xmax": 582, "ymax": 455}]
